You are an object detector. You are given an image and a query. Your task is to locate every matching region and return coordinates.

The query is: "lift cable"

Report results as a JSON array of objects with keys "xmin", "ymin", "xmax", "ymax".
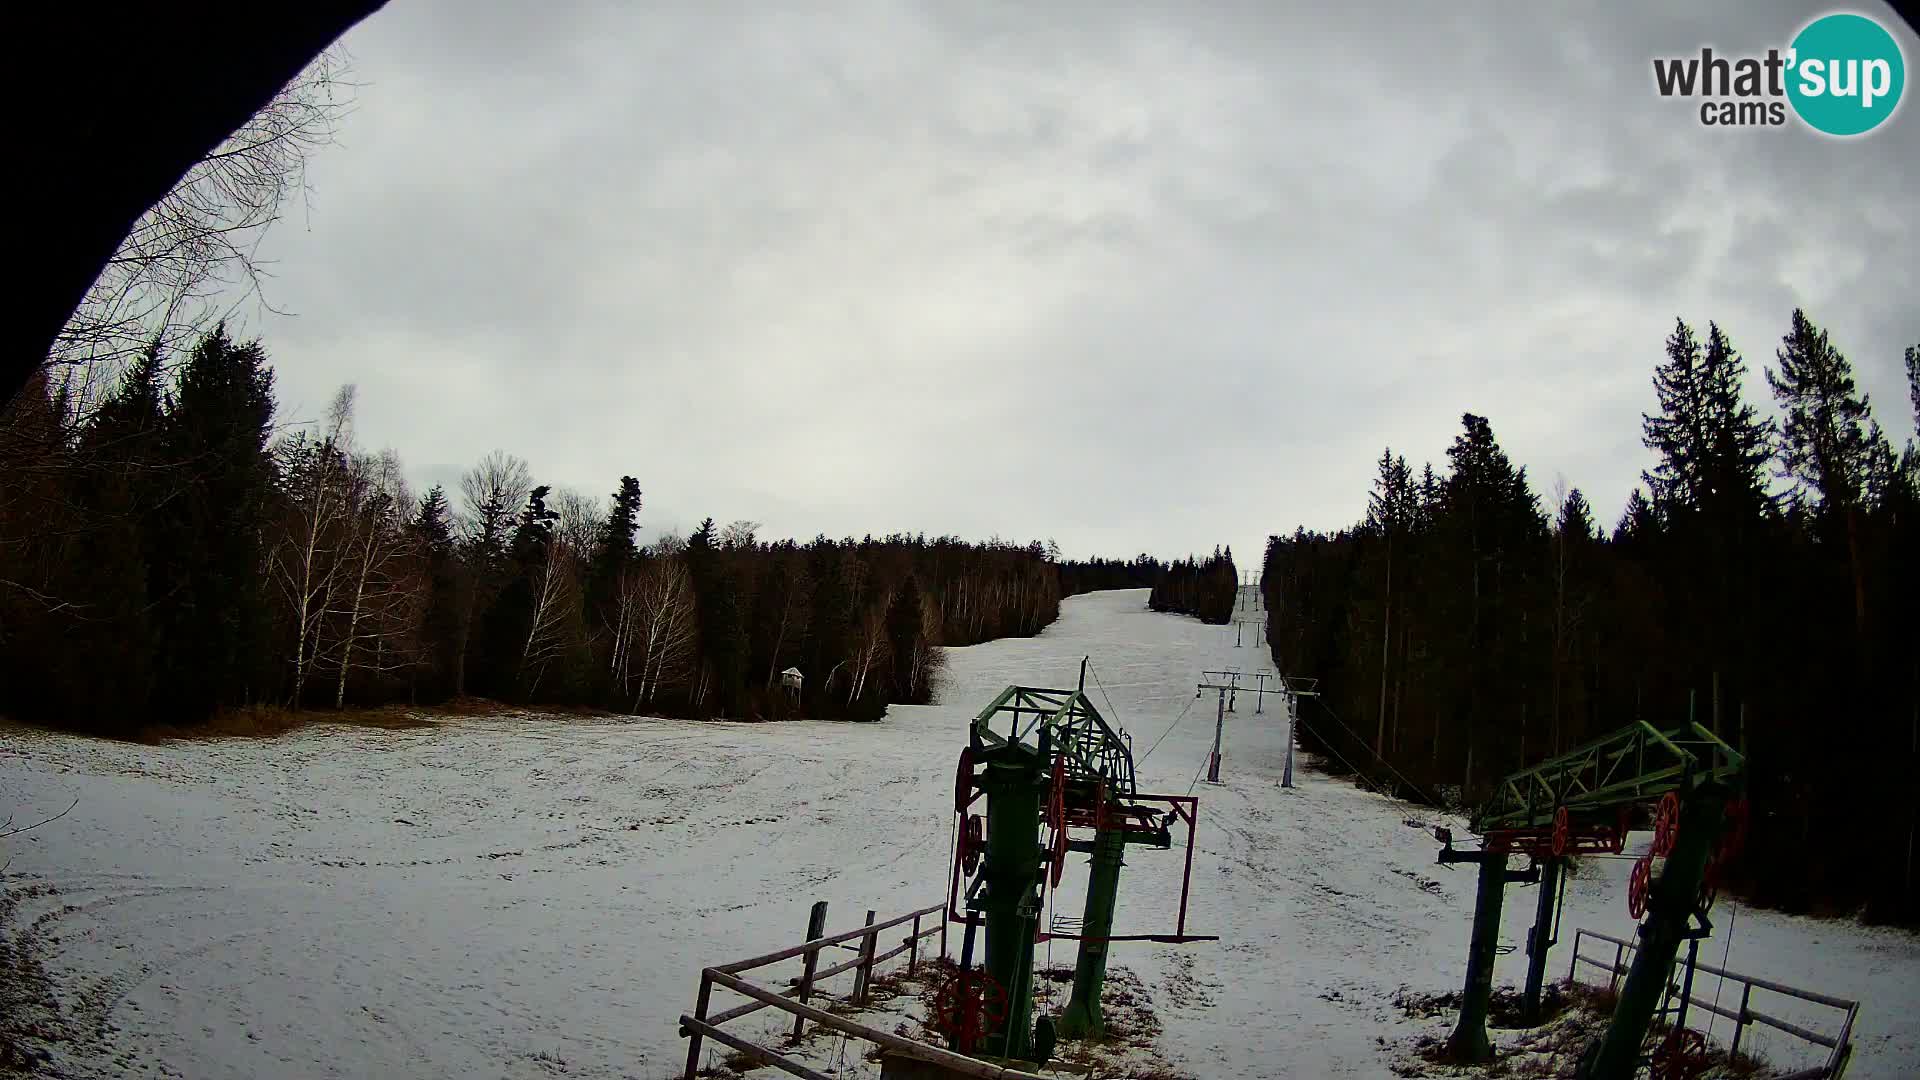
[
  {"xmin": 1305, "ymin": 695, "xmax": 1445, "ymax": 810},
  {"xmin": 1708, "ymin": 900, "xmax": 1740, "ymax": 1046},
  {"xmin": 1137, "ymin": 693, "xmax": 1198, "ymax": 766}
]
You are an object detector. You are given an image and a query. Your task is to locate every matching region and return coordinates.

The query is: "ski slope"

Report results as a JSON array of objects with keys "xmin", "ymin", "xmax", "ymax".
[{"xmin": 1, "ymin": 589, "xmax": 1914, "ymax": 1078}]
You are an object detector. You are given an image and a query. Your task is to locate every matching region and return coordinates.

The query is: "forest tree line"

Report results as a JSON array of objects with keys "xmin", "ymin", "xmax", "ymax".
[
  {"xmin": 1149, "ymin": 548, "xmax": 1240, "ymax": 624},
  {"xmin": 0, "ymin": 327, "xmax": 1073, "ymax": 732},
  {"xmin": 1262, "ymin": 310, "xmax": 1919, "ymax": 924},
  {"xmin": 1057, "ymin": 554, "xmax": 1168, "ymax": 597}
]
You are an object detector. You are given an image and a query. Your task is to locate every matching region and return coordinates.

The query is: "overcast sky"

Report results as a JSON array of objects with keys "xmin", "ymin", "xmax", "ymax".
[{"xmin": 241, "ymin": 0, "xmax": 1919, "ymax": 567}]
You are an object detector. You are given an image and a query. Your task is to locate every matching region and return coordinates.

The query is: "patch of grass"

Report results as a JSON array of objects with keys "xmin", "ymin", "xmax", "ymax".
[
  {"xmin": 1393, "ymin": 983, "xmax": 1575, "ymax": 1030},
  {"xmin": 137, "ymin": 702, "xmax": 438, "ymax": 742},
  {"xmin": 1394, "ymin": 979, "xmax": 1780, "ymax": 1079}
]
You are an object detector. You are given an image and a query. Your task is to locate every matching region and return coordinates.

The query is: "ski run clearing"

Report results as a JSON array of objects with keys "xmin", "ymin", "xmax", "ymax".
[{"xmin": 2, "ymin": 589, "xmax": 1915, "ymax": 1079}]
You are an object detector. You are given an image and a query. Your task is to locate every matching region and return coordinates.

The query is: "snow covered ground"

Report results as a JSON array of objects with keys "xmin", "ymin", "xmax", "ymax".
[{"xmin": 1, "ymin": 588, "xmax": 1914, "ymax": 1078}]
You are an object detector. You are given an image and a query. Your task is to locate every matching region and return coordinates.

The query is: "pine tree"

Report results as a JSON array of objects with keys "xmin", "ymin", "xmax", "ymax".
[
  {"xmin": 1903, "ymin": 345, "xmax": 1919, "ymax": 484},
  {"xmin": 148, "ymin": 326, "xmax": 278, "ymax": 720},
  {"xmin": 1766, "ymin": 311, "xmax": 1887, "ymax": 638},
  {"xmin": 1767, "ymin": 310, "xmax": 1876, "ymax": 514},
  {"xmin": 1437, "ymin": 413, "xmax": 1544, "ymax": 792},
  {"xmin": 588, "ymin": 477, "xmax": 642, "ymax": 612},
  {"xmin": 1613, "ymin": 488, "xmax": 1660, "ymax": 545},
  {"xmin": 410, "ymin": 485, "xmax": 464, "ymax": 701},
  {"xmin": 1363, "ymin": 449, "xmax": 1415, "ymax": 755}
]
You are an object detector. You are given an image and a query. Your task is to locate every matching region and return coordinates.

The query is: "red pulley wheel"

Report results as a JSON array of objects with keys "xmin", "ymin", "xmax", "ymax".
[
  {"xmin": 1628, "ymin": 854, "xmax": 1653, "ymax": 920},
  {"xmin": 1652, "ymin": 792, "xmax": 1681, "ymax": 857},
  {"xmin": 1650, "ymin": 1027, "xmax": 1709, "ymax": 1080},
  {"xmin": 954, "ymin": 746, "xmax": 976, "ymax": 815},
  {"xmin": 1552, "ymin": 806, "xmax": 1570, "ymax": 857},
  {"xmin": 960, "ymin": 814, "xmax": 984, "ymax": 876}
]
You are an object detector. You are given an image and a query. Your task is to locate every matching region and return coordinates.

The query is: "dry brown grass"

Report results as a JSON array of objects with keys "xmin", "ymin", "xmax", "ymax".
[{"xmin": 136, "ymin": 702, "xmax": 439, "ymax": 743}]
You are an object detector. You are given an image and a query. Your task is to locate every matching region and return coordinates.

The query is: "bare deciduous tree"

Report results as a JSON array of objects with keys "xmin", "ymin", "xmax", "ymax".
[
  {"xmin": 551, "ymin": 488, "xmax": 604, "ymax": 565},
  {"xmin": 459, "ymin": 451, "xmax": 533, "ymax": 557},
  {"xmin": 847, "ymin": 603, "xmax": 889, "ymax": 704},
  {"xmin": 51, "ymin": 51, "xmax": 356, "ymax": 417},
  {"xmin": 268, "ymin": 385, "xmax": 354, "ymax": 705},
  {"xmin": 327, "ymin": 449, "xmax": 416, "ymax": 708},
  {"xmin": 720, "ymin": 520, "xmax": 762, "ymax": 550},
  {"xmin": 453, "ymin": 450, "xmax": 532, "ymax": 696},
  {"xmin": 519, "ymin": 526, "xmax": 581, "ymax": 697},
  {"xmin": 629, "ymin": 556, "xmax": 698, "ymax": 709}
]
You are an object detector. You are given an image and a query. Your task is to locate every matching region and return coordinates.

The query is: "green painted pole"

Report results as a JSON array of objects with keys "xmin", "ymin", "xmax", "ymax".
[
  {"xmin": 978, "ymin": 750, "xmax": 1044, "ymax": 1061},
  {"xmin": 1057, "ymin": 825, "xmax": 1127, "ymax": 1037},
  {"xmin": 1579, "ymin": 787, "xmax": 1727, "ymax": 1080},
  {"xmin": 1522, "ymin": 857, "xmax": 1562, "ymax": 1025},
  {"xmin": 1446, "ymin": 851, "xmax": 1509, "ymax": 1063}
]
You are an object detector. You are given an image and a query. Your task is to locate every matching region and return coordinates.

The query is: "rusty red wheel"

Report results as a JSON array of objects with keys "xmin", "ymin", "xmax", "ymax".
[
  {"xmin": 934, "ymin": 970, "xmax": 1008, "ymax": 1053},
  {"xmin": 959, "ymin": 813, "xmax": 984, "ymax": 876},
  {"xmin": 1650, "ymin": 1027, "xmax": 1709, "ymax": 1080},
  {"xmin": 954, "ymin": 746, "xmax": 976, "ymax": 815},
  {"xmin": 1628, "ymin": 854, "xmax": 1654, "ymax": 920},
  {"xmin": 1552, "ymin": 806, "xmax": 1571, "ymax": 857},
  {"xmin": 1652, "ymin": 792, "xmax": 1681, "ymax": 857}
]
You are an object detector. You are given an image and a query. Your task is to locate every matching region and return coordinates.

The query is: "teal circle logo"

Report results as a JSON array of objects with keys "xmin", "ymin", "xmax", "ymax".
[{"xmin": 1787, "ymin": 13, "xmax": 1905, "ymax": 136}]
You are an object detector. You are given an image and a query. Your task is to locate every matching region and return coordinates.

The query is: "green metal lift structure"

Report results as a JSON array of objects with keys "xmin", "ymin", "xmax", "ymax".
[
  {"xmin": 942, "ymin": 670, "xmax": 1214, "ymax": 1064},
  {"xmin": 1434, "ymin": 720, "xmax": 1748, "ymax": 1079}
]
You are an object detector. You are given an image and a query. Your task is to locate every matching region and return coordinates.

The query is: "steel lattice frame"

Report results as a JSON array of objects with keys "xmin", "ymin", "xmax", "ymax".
[
  {"xmin": 970, "ymin": 685, "xmax": 1137, "ymax": 799},
  {"xmin": 1472, "ymin": 721, "xmax": 1745, "ymax": 833}
]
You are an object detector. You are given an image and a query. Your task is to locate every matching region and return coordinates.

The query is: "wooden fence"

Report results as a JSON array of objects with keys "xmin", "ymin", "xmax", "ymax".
[
  {"xmin": 679, "ymin": 900, "xmax": 1053, "ymax": 1080},
  {"xmin": 1567, "ymin": 927, "xmax": 1858, "ymax": 1079}
]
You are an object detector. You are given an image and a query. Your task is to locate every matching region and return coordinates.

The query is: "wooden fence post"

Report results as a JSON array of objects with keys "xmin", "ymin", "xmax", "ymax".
[
  {"xmin": 1609, "ymin": 940, "xmax": 1625, "ymax": 995},
  {"xmin": 908, "ymin": 912, "xmax": 922, "ymax": 974},
  {"xmin": 1731, "ymin": 983, "xmax": 1753, "ymax": 1057},
  {"xmin": 791, "ymin": 900, "xmax": 829, "ymax": 1041},
  {"xmin": 853, "ymin": 910, "xmax": 878, "ymax": 1005},
  {"xmin": 683, "ymin": 970, "xmax": 714, "ymax": 1080},
  {"xmin": 939, "ymin": 908, "xmax": 949, "ymax": 963}
]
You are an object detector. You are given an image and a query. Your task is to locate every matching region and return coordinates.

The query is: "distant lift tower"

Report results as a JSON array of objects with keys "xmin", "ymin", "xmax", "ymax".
[
  {"xmin": 1279, "ymin": 675, "xmax": 1317, "ymax": 790},
  {"xmin": 1195, "ymin": 670, "xmax": 1287, "ymax": 783}
]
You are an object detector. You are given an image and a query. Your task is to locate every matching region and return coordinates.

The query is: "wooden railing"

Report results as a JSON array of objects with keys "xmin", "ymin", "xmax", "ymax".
[
  {"xmin": 1567, "ymin": 927, "xmax": 1858, "ymax": 1078},
  {"xmin": 679, "ymin": 900, "xmax": 1053, "ymax": 1080}
]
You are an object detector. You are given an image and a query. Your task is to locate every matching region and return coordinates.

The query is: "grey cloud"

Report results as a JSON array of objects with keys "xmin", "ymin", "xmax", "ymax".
[{"xmin": 238, "ymin": 0, "xmax": 1919, "ymax": 566}]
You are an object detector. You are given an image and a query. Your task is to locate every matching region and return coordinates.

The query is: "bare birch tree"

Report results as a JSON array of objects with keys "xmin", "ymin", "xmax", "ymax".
[
  {"xmin": 515, "ymin": 486, "xmax": 590, "ymax": 697},
  {"xmin": 268, "ymin": 385, "xmax": 354, "ymax": 706},
  {"xmin": 847, "ymin": 602, "xmax": 890, "ymax": 704},
  {"xmin": 630, "ymin": 555, "xmax": 698, "ymax": 709},
  {"xmin": 328, "ymin": 449, "xmax": 417, "ymax": 708}
]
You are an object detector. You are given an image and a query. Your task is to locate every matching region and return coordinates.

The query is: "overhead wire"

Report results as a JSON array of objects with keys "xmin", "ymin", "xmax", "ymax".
[
  {"xmin": 1707, "ymin": 899, "xmax": 1739, "ymax": 1047},
  {"xmin": 1303, "ymin": 694, "xmax": 1445, "ymax": 809},
  {"xmin": 1186, "ymin": 749, "xmax": 1210, "ymax": 794},
  {"xmin": 1137, "ymin": 693, "xmax": 1198, "ymax": 765}
]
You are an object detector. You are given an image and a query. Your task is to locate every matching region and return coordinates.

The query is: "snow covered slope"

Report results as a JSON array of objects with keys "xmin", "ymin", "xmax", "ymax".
[{"xmin": 1, "ymin": 589, "xmax": 1914, "ymax": 1078}]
